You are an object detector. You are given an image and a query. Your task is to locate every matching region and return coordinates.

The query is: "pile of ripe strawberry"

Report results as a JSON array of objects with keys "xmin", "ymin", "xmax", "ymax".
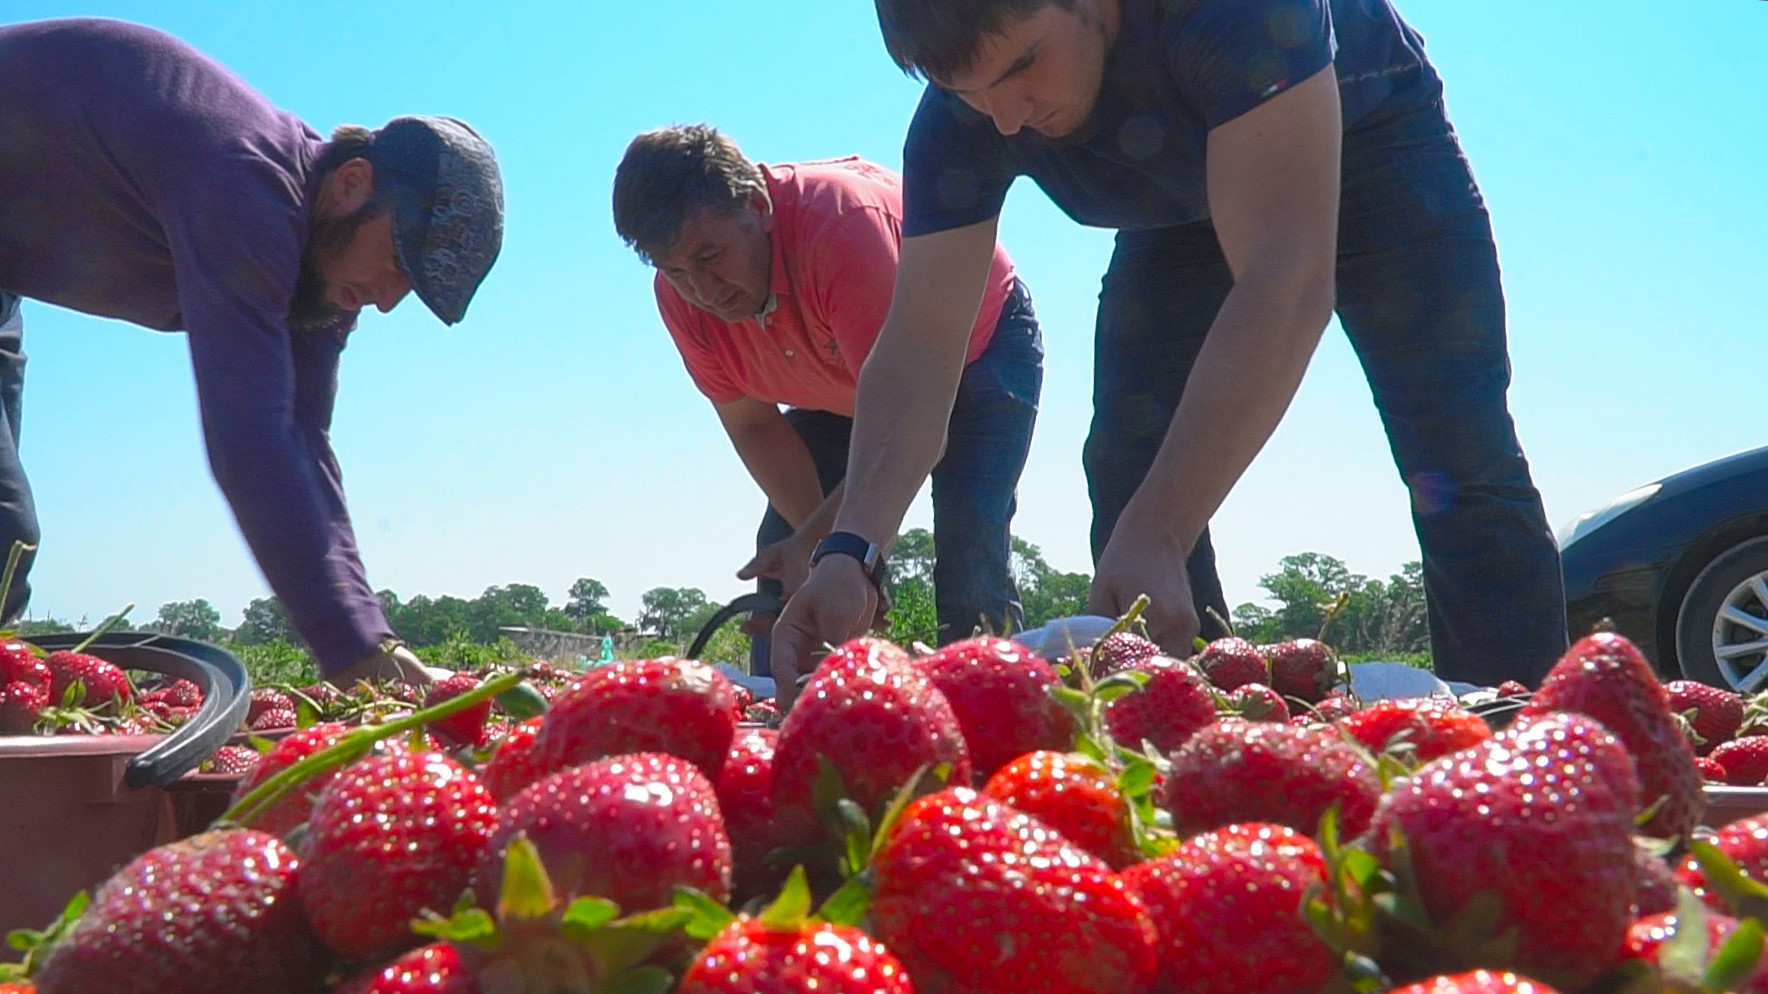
[{"xmin": 5, "ymin": 628, "xmax": 1768, "ymax": 994}]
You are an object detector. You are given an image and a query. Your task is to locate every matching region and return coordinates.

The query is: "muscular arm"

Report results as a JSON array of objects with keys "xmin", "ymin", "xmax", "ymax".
[{"xmin": 714, "ymin": 397, "xmax": 826, "ymax": 530}]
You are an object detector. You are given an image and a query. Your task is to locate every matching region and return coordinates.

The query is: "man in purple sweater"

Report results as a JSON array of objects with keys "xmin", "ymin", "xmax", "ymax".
[{"xmin": 0, "ymin": 19, "xmax": 505, "ymax": 685}]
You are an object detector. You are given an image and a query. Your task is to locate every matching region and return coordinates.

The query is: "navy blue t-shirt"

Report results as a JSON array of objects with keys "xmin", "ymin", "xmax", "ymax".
[{"xmin": 903, "ymin": 0, "xmax": 1440, "ymax": 235}]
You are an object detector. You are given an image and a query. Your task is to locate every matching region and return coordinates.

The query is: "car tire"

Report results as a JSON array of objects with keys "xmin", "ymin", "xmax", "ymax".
[{"xmin": 1676, "ymin": 535, "xmax": 1768, "ymax": 692}]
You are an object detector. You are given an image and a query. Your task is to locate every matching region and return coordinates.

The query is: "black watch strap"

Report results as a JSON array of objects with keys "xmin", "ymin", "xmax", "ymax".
[{"xmin": 811, "ymin": 531, "xmax": 885, "ymax": 586}]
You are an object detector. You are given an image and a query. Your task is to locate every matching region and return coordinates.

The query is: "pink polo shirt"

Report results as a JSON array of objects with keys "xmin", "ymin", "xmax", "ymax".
[{"xmin": 656, "ymin": 157, "xmax": 1017, "ymax": 418}]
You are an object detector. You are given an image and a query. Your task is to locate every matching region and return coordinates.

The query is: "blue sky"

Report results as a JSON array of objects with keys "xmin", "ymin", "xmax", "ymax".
[{"xmin": 7, "ymin": 0, "xmax": 1764, "ymax": 631}]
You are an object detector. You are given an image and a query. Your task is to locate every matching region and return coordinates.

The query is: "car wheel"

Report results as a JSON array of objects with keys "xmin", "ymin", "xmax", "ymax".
[{"xmin": 1676, "ymin": 536, "xmax": 1768, "ymax": 692}]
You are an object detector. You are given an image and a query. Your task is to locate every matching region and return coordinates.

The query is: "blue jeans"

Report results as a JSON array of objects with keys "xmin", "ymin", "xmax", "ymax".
[
  {"xmin": 0, "ymin": 291, "xmax": 37, "ymax": 623},
  {"xmin": 750, "ymin": 277, "xmax": 1044, "ymax": 674},
  {"xmin": 1083, "ymin": 87, "xmax": 1567, "ymax": 687}
]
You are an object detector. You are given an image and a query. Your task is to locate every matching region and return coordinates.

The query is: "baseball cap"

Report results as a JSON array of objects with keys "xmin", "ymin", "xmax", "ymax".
[{"xmin": 366, "ymin": 116, "xmax": 505, "ymax": 325}]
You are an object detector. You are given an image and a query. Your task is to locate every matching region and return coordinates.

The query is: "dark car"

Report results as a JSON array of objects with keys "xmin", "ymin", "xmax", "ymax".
[{"xmin": 1560, "ymin": 445, "xmax": 1768, "ymax": 692}]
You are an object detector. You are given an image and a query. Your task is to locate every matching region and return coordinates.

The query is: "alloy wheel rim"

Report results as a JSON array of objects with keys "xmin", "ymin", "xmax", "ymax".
[{"xmin": 1712, "ymin": 570, "xmax": 1768, "ymax": 692}]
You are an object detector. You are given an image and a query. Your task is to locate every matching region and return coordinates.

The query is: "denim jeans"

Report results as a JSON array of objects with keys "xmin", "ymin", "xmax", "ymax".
[
  {"xmin": 750, "ymin": 277, "xmax": 1044, "ymax": 674},
  {"xmin": 1083, "ymin": 90, "xmax": 1567, "ymax": 687},
  {"xmin": 0, "ymin": 291, "xmax": 37, "ymax": 623}
]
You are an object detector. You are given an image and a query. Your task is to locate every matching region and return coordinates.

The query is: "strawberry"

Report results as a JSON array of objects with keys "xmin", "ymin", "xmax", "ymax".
[
  {"xmin": 1624, "ymin": 910, "xmax": 1768, "ymax": 992},
  {"xmin": 1387, "ymin": 973, "xmax": 1564, "ymax": 994},
  {"xmin": 204, "ymin": 745, "xmax": 262, "ymax": 777},
  {"xmin": 1162, "ymin": 720, "xmax": 1382, "ymax": 838},
  {"xmin": 475, "ymin": 752, "xmax": 732, "ymax": 914},
  {"xmin": 1367, "ymin": 711, "xmax": 1640, "ymax": 989},
  {"xmin": 1194, "ymin": 636, "xmax": 1268, "ymax": 691},
  {"xmin": 481, "ymin": 716, "xmax": 546, "ymax": 801},
  {"xmin": 1088, "ymin": 630, "xmax": 1159, "ymax": 677},
  {"xmin": 870, "ymin": 787, "xmax": 1158, "ymax": 994},
  {"xmin": 1263, "ymin": 638, "xmax": 1341, "ymax": 704},
  {"xmin": 1709, "ymin": 735, "xmax": 1768, "ymax": 785},
  {"xmin": 915, "ymin": 636, "xmax": 1073, "ymax": 779},
  {"xmin": 1496, "ymin": 680, "xmax": 1531, "ymax": 698},
  {"xmin": 422, "ymin": 673, "xmax": 493, "ymax": 749},
  {"xmin": 715, "ymin": 726, "xmax": 788, "ymax": 902},
  {"xmin": 0, "ymin": 643, "xmax": 50, "ymax": 694},
  {"xmin": 146, "ymin": 679, "xmax": 204, "ymax": 708},
  {"xmin": 32, "ymin": 830, "xmax": 321, "ymax": 994},
  {"xmin": 246, "ymin": 688, "xmax": 293, "ymax": 726},
  {"xmin": 1634, "ymin": 844, "xmax": 1681, "ymax": 916},
  {"xmin": 1675, "ymin": 813, "xmax": 1768, "ymax": 909},
  {"xmin": 1665, "ymin": 680, "xmax": 1744, "ymax": 755},
  {"xmin": 533, "ymin": 656, "xmax": 739, "ymax": 779},
  {"xmin": 1519, "ymin": 632, "xmax": 1704, "ymax": 839},
  {"xmin": 249, "ymin": 705, "xmax": 298, "ymax": 732},
  {"xmin": 1695, "ymin": 755, "xmax": 1729, "ymax": 783},
  {"xmin": 1123, "ymin": 823, "xmax": 1337, "ymax": 994},
  {"xmin": 331, "ymin": 944, "xmax": 480, "ymax": 994},
  {"xmin": 298, "ymin": 751, "xmax": 499, "ymax": 961},
  {"xmin": 773, "ymin": 637, "xmax": 970, "ymax": 827},
  {"xmin": 1225, "ymin": 682, "xmax": 1289, "ymax": 722},
  {"xmin": 296, "ymin": 682, "xmax": 342, "ymax": 711},
  {"xmin": 0, "ymin": 680, "xmax": 47, "ymax": 734},
  {"xmin": 678, "ymin": 913, "xmax": 913, "ymax": 994},
  {"xmin": 1103, "ymin": 655, "xmax": 1218, "ymax": 754},
  {"xmin": 981, "ymin": 750, "xmax": 1139, "ymax": 868},
  {"xmin": 1307, "ymin": 691, "xmax": 1359, "ymax": 724},
  {"xmin": 1339, "ymin": 698, "xmax": 1493, "ymax": 765},
  {"xmin": 43, "ymin": 650, "xmax": 133, "ymax": 708}
]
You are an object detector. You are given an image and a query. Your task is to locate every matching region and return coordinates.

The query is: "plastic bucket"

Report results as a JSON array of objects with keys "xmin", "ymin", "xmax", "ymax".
[{"xmin": 0, "ymin": 631, "xmax": 249, "ymax": 934}]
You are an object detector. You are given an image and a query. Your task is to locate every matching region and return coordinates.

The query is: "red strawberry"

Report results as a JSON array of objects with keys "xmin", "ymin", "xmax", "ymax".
[
  {"xmin": 1307, "ymin": 691, "xmax": 1359, "ymax": 724},
  {"xmin": 298, "ymin": 751, "xmax": 498, "ymax": 961},
  {"xmin": 0, "ymin": 680, "xmax": 48, "ymax": 734},
  {"xmin": 533, "ymin": 656, "xmax": 739, "ymax": 779},
  {"xmin": 981, "ymin": 750, "xmax": 1139, "ymax": 868},
  {"xmin": 0, "ymin": 638, "xmax": 46, "ymax": 686},
  {"xmin": 1634, "ymin": 844, "xmax": 1681, "ymax": 916},
  {"xmin": 475, "ymin": 752, "xmax": 731, "ymax": 913},
  {"xmin": 678, "ymin": 916, "xmax": 913, "ymax": 994},
  {"xmin": 33, "ymin": 830, "xmax": 321, "ymax": 994},
  {"xmin": 1162, "ymin": 720, "xmax": 1383, "ymax": 838},
  {"xmin": 1496, "ymin": 680, "xmax": 1531, "ymax": 698},
  {"xmin": 1709, "ymin": 735, "xmax": 1768, "ymax": 785},
  {"xmin": 1195, "ymin": 636, "xmax": 1268, "ymax": 691},
  {"xmin": 870, "ymin": 787, "xmax": 1158, "ymax": 994},
  {"xmin": 1695, "ymin": 755, "xmax": 1729, "ymax": 783},
  {"xmin": 151, "ymin": 678, "xmax": 204, "ymax": 708},
  {"xmin": 1675, "ymin": 813, "xmax": 1768, "ymax": 909},
  {"xmin": 1519, "ymin": 632, "xmax": 1704, "ymax": 839},
  {"xmin": 296, "ymin": 682, "xmax": 342, "ymax": 711},
  {"xmin": 246, "ymin": 688, "xmax": 294, "ymax": 726},
  {"xmin": 1339, "ymin": 698, "xmax": 1493, "ymax": 765},
  {"xmin": 1665, "ymin": 680, "xmax": 1745, "ymax": 755},
  {"xmin": 233, "ymin": 723, "xmax": 354, "ymax": 839},
  {"xmin": 1088, "ymin": 630, "xmax": 1159, "ymax": 677},
  {"xmin": 249, "ymin": 705, "xmax": 298, "ymax": 732},
  {"xmin": 481, "ymin": 716, "xmax": 546, "ymax": 801},
  {"xmin": 915, "ymin": 636, "xmax": 1073, "ymax": 779},
  {"xmin": 1388, "ymin": 973, "xmax": 1564, "ymax": 994},
  {"xmin": 332, "ymin": 943, "xmax": 480, "ymax": 994},
  {"xmin": 1103, "ymin": 655, "xmax": 1218, "ymax": 754},
  {"xmin": 204, "ymin": 745, "xmax": 263, "ymax": 777},
  {"xmin": 1123, "ymin": 823, "xmax": 1337, "ymax": 994},
  {"xmin": 1225, "ymin": 682, "xmax": 1289, "ymax": 722},
  {"xmin": 715, "ymin": 726, "xmax": 788, "ymax": 902},
  {"xmin": 1263, "ymin": 638, "xmax": 1341, "ymax": 704},
  {"xmin": 1368, "ymin": 712, "xmax": 1640, "ymax": 989},
  {"xmin": 421, "ymin": 673, "xmax": 492, "ymax": 749},
  {"xmin": 1624, "ymin": 910, "xmax": 1768, "ymax": 992},
  {"xmin": 44, "ymin": 650, "xmax": 133, "ymax": 708},
  {"xmin": 773, "ymin": 637, "xmax": 970, "ymax": 827}
]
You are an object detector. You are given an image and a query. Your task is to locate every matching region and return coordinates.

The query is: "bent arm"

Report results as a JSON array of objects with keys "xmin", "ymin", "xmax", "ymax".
[{"xmin": 714, "ymin": 397, "xmax": 826, "ymax": 530}]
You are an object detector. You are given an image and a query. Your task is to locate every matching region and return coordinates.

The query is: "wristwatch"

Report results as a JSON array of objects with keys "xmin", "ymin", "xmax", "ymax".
[{"xmin": 810, "ymin": 531, "xmax": 885, "ymax": 587}]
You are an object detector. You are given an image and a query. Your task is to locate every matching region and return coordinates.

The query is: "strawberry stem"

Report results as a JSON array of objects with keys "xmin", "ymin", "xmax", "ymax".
[
  {"xmin": 0, "ymin": 540, "xmax": 36, "ymax": 627},
  {"xmin": 69, "ymin": 602, "xmax": 135, "ymax": 655},
  {"xmin": 219, "ymin": 670, "xmax": 525, "ymax": 828}
]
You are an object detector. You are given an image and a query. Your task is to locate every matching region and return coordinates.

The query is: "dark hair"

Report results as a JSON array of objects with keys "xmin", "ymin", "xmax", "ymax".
[
  {"xmin": 611, "ymin": 124, "xmax": 767, "ymax": 265},
  {"xmin": 312, "ymin": 124, "xmax": 376, "ymax": 179},
  {"xmin": 875, "ymin": 0, "xmax": 1071, "ymax": 81}
]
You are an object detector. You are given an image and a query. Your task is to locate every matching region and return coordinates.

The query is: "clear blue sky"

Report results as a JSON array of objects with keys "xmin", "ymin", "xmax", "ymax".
[{"xmin": 7, "ymin": 0, "xmax": 1764, "ymax": 630}]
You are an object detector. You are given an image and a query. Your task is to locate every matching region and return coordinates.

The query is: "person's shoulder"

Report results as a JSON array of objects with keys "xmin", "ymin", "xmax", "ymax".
[{"xmin": 767, "ymin": 158, "xmax": 902, "ymax": 230}]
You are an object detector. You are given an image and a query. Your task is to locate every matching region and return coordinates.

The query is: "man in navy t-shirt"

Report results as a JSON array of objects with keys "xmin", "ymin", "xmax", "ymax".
[
  {"xmin": 0, "ymin": 19, "xmax": 504, "ymax": 685},
  {"xmin": 769, "ymin": 0, "xmax": 1565, "ymax": 701}
]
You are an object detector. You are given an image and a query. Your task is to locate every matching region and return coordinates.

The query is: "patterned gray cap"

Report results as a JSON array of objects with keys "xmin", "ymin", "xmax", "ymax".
[{"xmin": 368, "ymin": 116, "xmax": 504, "ymax": 325}]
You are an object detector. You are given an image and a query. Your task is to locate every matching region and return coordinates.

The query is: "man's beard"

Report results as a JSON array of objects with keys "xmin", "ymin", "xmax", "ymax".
[{"xmin": 288, "ymin": 202, "xmax": 385, "ymax": 332}]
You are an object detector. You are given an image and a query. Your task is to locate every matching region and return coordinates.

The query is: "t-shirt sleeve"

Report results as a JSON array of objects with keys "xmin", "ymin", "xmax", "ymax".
[
  {"xmin": 805, "ymin": 205, "xmax": 900, "ymax": 379},
  {"xmin": 162, "ymin": 167, "xmax": 392, "ymax": 674},
  {"xmin": 655, "ymin": 278, "xmax": 746, "ymax": 404},
  {"xmin": 1164, "ymin": 0, "xmax": 1336, "ymax": 130},
  {"xmin": 901, "ymin": 85, "xmax": 1018, "ymax": 238}
]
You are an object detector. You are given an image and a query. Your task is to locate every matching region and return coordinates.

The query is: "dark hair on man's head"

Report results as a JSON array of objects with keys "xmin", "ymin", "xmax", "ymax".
[
  {"xmin": 313, "ymin": 124, "xmax": 377, "ymax": 178},
  {"xmin": 612, "ymin": 124, "xmax": 767, "ymax": 265},
  {"xmin": 874, "ymin": 0, "xmax": 1072, "ymax": 81}
]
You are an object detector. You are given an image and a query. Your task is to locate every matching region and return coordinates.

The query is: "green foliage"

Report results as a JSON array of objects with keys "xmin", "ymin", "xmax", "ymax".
[
  {"xmin": 153, "ymin": 598, "xmax": 224, "ymax": 642},
  {"xmin": 1013, "ymin": 537, "xmax": 1091, "ymax": 629},
  {"xmin": 637, "ymin": 587, "xmax": 709, "ymax": 640},
  {"xmin": 234, "ymin": 596, "xmax": 296, "ymax": 645},
  {"xmin": 13, "ymin": 616, "xmax": 76, "ymax": 636},
  {"xmin": 1230, "ymin": 553, "xmax": 1431, "ymax": 665},
  {"xmin": 230, "ymin": 639, "xmax": 319, "ymax": 686}
]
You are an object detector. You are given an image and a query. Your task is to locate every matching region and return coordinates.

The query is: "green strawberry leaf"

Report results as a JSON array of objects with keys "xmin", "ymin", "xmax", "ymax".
[
  {"xmin": 499, "ymin": 834, "xmax": 561, "ymax": 922},
  {"xmin": 760, "ymin": 866, "xmax": 814, "ymax": 932},
  {"xmin": 672, "ymin": 886, "xmax": 737, "ymax": 941},
  {"xmin": 870, "ymin": 765, "xmax": 930, "ymax": 859},
  {"xmin": 495, "ymin": 681, "xmax": 550, "ymax": 720},
  {"xmin": 600, "ymin": 965, "xmax": 675, "ymax": 994},
  {"xmin": 1658, "ymin": 888, "xmax": 1710, "ymax": 981},
  {"xmin": 817, "ymin": 869, "xmax": 875, "ymax": 928},
  {"xmin": 412, "ymin": 907, "xmax": 499, "ymax": 947},
  {"xmin": 837, "ymin": 799, "xmax": 872, "ymax": 877},
  {"xmin": 1705, "ymin": 915, "xmax": 1766, "ymax": 994},
  {"xmin": 1116, "ymin": 757, "xmax": 1156, "ymax": 798},
  {"xmin": 1073, "ymin": 730, "xmax": 1108, "ymax": 764},
  {"xmin": 1690, "ymin": 839, "xmax": 1768, "ymax": 922},
  {"xmin": 1091, "ymin": 670, "xmax": 1151, "ymax": 703},
  {"xmin": 1049, "ymin": 685, "xmax": 1093, "ymax": 721},
  {"xmin": 560, "ymin": 897, "xmax": 623, "ymax": 941}
]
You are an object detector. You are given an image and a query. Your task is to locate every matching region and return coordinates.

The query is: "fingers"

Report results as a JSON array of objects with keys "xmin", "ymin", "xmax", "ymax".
[
  {"xmin": 769, "ymin": 625, "xmax": 809, "ymax": 712},
  {"xmin": 736, "ymin": 554, "xmax": 768, "ymax": 581}
]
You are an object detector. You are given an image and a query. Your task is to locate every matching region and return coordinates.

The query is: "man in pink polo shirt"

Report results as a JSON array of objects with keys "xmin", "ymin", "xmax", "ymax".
[{"xmin": 612, "ymin": 124, "xmax": 1043, "ymax": 675}]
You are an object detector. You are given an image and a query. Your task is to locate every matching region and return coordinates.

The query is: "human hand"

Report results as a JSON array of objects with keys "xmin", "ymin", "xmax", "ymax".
[
  {"xmin": 1088, "ymin": 520, "xmax": 1200, "ymax": 654},
  {"xmin": 737, "ymin": 534, "xmax": 815, "ymax": 602},
  {"xmin": 328, "ymin": 640, "xmax": 437, "ymax": 690},
  {"xmin": 767, "ymin": 555, "xmax": 879, "ymax": 712}
]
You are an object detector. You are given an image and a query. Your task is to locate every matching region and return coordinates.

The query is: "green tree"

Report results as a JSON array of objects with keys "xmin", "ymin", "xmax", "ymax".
[
  {"xmin": 638, "ymin": 587, "xmax": 709, "ymax": 640},
  {"xmin": 153, "ymin": 598, "xmax": 224, "ymax": 642},
  {"xmin": 1012, "ymin": 537, "xmax": 1092, "ymax": 630},
  {"xmin": 234, "ymin": 596, "xmax": 295, "ymax": 645},
  {"xmin": 564, "ymin": 578, "xmax": 610, "ymax": 624}
]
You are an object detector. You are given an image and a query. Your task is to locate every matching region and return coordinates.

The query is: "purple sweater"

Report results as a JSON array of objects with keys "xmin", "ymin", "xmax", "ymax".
[{"xmin": 0, "ymin": 18, "xmax": 392, "ymax": 672}]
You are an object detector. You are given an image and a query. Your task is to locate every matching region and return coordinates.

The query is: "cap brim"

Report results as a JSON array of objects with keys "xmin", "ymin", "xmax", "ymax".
[{"xmin": 386, "ymin": 183, "xmax": 467, "ymax": 326}]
